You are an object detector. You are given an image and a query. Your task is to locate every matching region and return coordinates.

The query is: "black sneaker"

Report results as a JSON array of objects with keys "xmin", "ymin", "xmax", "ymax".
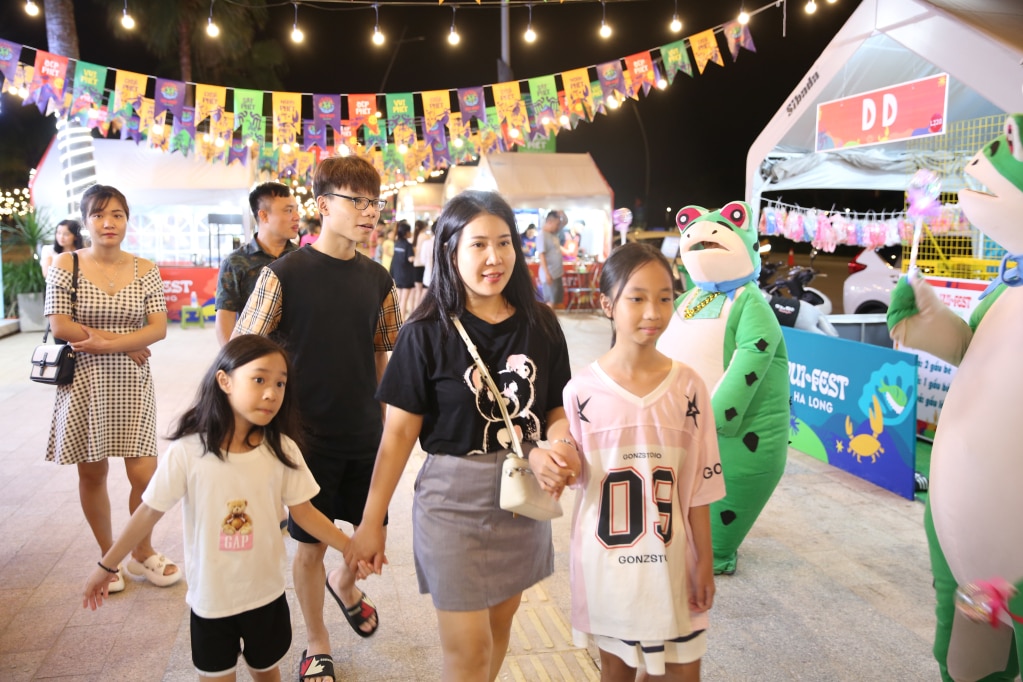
[{"xmin": 914, "ymin": 472, "xmax": 929, "ymax": 492}]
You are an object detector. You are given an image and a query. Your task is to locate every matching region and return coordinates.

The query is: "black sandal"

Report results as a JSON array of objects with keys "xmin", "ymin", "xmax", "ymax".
[
  {"xmin": 298, "ymin": 649, "xmax": 335, "ymax": 681},
  {"xmin": 326, "ymin": 578, "xmax": 379, "ymax": 638}
]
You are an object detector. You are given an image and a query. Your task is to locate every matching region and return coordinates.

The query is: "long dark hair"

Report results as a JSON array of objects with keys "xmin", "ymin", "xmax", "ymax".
[
  {"xmin": 80, "ymin": 184, "xmax": 130, "ymax": 222},
  {"xmin": 600, "ymin": 242, "xmax": 674, "ymax": 346},
  {"xmin": 169, "ymin": 335, "xmax": 303, "ymax": 467},
  {"xmin": 53, "ymin": 219, "xmax": 84, "ymax": 253},
  {"xmin": 409, "ymin": 190, "xmax": 559, "ymax": 338}
]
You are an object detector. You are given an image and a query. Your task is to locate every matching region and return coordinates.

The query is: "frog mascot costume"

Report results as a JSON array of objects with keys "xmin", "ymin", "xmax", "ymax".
[
  {"xmin": 657, "ymin": 201, "xmax": 789, "ymax": 575},
  {"xmin": 888, "ymin": 114, "xmax": 1023, "ymax": 682}
]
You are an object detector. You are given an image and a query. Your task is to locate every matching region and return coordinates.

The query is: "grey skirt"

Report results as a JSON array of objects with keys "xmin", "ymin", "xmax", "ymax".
[{"xmin": 413, "ymin": 448, "xmax": 554, "ymax": 611}]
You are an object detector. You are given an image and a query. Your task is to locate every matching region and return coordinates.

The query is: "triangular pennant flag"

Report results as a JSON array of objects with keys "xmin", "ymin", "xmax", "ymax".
[
  {"xmin": 457, "ymin": 86, "xmax": 487, "ymax": 124},
  {"xmin": 171, "ymin": 107, "xmax": 196, "ymax": 156},
  {"xmin": 561, "ymin": 68, "xmax": 594, "ymax": 122},
  {"xmin": 492, "ymin": 81, "xmax": 530, "ymax": 134},
  {"xmin": 70, "ymin": 61, "xmax": 107, "ymax": 125},
  {"xmin": 195, "ymin": 83, "xmax": 226, "ymax": 125},
  {"xmin": 597, "ymin": 60, "xmax": 627, "ymax": 105},
  {"xmin": 723, "ymin": 21, "xmax": 756, "ymax": 61},
  {"xmin": 25, "ymin": 50, "xmax": 69, "ymax": 114},
  {"xmin": 660, "ymin": 39, "xmax": 693, "ymax": 84},
  {"xmin": 0, "ymin": 40, "xmax": 22, "ymax": 85},
  {"xmin": 154, "ymin": 78, "xmax": 185, "ymax": 119},
  {"xmin": 234, "ymin": 89, "xmax": 264, "ymax": 147},
  {"xmin": 625, "ymin": 51, "xmax": 657, "ymax": 97},
  {"xmin": 313, "ymin": 94, "xmax": 342, "ymax": 134},
  {"xmin": 272, "ymin": 91, "xmax": 301, "ymax": 149},
  {"xmin": 689, "ymin": 29, "xmax": 724, "ymax": 74},
  {"xmin": 348, "ymin": 94, "xmax": 377, "ymax": 130}
]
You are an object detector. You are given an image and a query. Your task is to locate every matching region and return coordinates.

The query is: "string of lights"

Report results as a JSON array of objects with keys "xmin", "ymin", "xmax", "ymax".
[{"xmin": 22, "ymin": 0, "xmax": 842, "ymax": 45}]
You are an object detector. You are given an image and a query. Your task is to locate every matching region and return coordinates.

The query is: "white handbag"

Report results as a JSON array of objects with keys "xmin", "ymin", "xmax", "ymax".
[{"xmin": 452, "ymin": 316, "xmax": 563, "ymax": 521}]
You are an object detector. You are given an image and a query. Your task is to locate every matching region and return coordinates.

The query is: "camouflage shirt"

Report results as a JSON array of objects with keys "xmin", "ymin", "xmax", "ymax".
[{"xmin": 215, "ymin": 237, "xmax": 297, "ymax": 313}]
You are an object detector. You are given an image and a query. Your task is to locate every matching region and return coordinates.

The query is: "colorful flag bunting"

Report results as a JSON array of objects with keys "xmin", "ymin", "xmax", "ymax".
[
  {"xmin": 313, "ymin": 94, "xmax": 341, "ymax": 134},
  {"xmin": 233, "ymin": 89, "xmax": 264, "ymax": 147},
  {"xmin": 70, "ymin": 61, "xmax": 107, "ymax": 125},
  {"xmin": 272, "ymin": 91, "xmax": 301, "ymax": 149},
  {"xmin": 348, "ymin": 94, "xmax": 377, "ymax": 130},
  {"xmin": 0, "ymin": 40, "xmax": 22, "ymax": 85},
  {"xmin": 597, "ymin": 60, "xmax": 627, "ymax": 104},
  {"xmin": 171, "ymin": 107, "xmax": 196, "ymax": 156},
  {"xmin": 25, "ymin": 50, "xmax": 69, "ymax": 114},
  {"xmin": 153, "ymin": 77, "xmax": 185, "ymax": 119},
  {"xmin": 625, "ymin": 51, "xmax": 657, "ymax": 96},
  {"xmin": 457, "ymin": 86, "xmax": 487, "ymax": 124},
  {"xmin": 689, "ymin": 29, "xmax": 724, "ymax": 74},
  {"xmin": 561, "ymin": 68, "xmax": 594, "ymax": 122},
  {"xmin": 724, "ymin": 21, "xmax": 757, "ymax": 61},
  {"xmin": 195, "ymin": 83, "xmax": 226, "ymax": 125}
]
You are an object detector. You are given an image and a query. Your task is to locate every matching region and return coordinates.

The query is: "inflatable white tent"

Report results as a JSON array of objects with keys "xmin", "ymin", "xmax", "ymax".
[{"xmin": 746, "ymin": 0, "xmax": 1023, "ymax": 208}]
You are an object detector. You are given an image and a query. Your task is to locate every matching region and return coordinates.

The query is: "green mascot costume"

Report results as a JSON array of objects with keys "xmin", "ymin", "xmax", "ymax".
[
  {"xmin": 657, "ymin": 201, "xmax": 789, "ymax": 575},
  {"xmin": 888, "ymin": 114, "xmax": 1023, "ymax": 681}
]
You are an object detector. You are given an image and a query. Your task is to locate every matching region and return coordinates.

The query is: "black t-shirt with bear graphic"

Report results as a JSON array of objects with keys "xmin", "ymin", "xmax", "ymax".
[{"xmin": 377, "ymin": 308, "xmax": 571, "ymax": 456}]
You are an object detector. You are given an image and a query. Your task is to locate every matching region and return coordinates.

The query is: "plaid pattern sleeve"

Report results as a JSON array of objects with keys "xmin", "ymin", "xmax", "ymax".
[
  {"xmin": 374, "ymin": 285, "xmax": 404, "ymax": 351},
  {"xmin": 234, "ymin": 267, "xmax": 283, "ymax": 337}
]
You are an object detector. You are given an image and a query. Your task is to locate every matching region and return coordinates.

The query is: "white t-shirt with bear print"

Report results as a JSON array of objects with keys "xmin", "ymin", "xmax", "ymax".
[{"xmin": 143, "ymin": 433, "xmax": 319, "ymax": 618}]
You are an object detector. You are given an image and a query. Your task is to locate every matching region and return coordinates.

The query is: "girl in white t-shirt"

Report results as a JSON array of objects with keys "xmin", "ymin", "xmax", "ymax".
[
  {"xmin": 82, "ymin": 335, "xmax": 370, "ymax": 682},
  {"xmin": 563, "ymin": 243, "xmax": 725, "ymax": 681}
]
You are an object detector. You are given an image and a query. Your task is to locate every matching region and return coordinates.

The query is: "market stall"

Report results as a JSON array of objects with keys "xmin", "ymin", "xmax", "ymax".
[{"xmin": 742, "ymin": 0, "xmax": 1023, "ymax": 493}]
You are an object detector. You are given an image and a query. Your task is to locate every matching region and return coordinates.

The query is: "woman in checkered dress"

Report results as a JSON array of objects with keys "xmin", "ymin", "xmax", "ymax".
[{"xmin": 45, "ymin": 185, "xmax": 181, "ymax": 592}]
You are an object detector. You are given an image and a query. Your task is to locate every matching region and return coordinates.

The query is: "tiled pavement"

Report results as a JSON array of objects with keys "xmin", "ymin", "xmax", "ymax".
[{"xmin": 0, "ymin": 313, "xmax": 944, "ymax": 680}]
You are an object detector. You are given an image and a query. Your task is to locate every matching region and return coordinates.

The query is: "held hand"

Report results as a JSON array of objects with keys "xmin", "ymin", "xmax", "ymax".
[
  {"xmin": 126, "ymin": 348, "xmax": 151, "ymax": 367},
  {"xmin": 528, "ymin": 445, "xmax": 580, "ymax": 498},
  {"xmin": 82, "ymin": 566, "xmax": 115, "ymax": 610},
  {"xmin": 345, "ymin": 524, "xmax": 387, "ymax": 576}
]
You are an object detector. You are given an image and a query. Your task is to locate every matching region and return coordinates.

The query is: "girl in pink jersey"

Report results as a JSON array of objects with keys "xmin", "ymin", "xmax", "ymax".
[{"xmin": 564, "ymin": 243, "xmax": 726, "ymax": 681}]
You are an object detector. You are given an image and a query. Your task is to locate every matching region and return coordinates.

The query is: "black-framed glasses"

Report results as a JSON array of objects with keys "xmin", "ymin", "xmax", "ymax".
[{"xmin": 322, "ymin": 193, "xmax": 387, "ymax": 211}]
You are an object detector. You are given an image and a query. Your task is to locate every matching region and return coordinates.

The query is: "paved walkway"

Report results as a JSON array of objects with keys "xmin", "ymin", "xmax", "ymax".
[{"xmin": 0, "ymin": 313, "xmax": 942, "ymax": 680}]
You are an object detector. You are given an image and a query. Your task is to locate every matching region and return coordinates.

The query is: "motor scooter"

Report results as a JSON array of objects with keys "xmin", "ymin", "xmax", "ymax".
[
  {"xmin": 757, "ymin": 245, "xmax": 837, "ymax": 335},
  {"xmin": 761, "ymin": 248, "xmax": 833, "ymax": 316}
]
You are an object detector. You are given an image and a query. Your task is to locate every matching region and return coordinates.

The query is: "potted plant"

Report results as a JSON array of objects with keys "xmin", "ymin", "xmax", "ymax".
[{"xmin": 1, "ymin": 208, "xmax": 53, "ymax": 332}]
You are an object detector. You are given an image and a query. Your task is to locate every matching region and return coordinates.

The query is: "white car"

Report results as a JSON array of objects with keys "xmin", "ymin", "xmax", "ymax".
[{"xmin": 842, "ymin": 245, "xmax": 902, "ymax": 314}]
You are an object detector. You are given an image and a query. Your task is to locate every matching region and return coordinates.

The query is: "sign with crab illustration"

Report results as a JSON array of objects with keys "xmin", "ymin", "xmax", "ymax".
[{"xmin": 783, "ymin": 328, "xmax": 917, "ymax": 499}]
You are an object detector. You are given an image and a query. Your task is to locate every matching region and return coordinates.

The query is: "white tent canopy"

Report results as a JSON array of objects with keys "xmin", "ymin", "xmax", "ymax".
[{"xmin": 746, "ymin": 0, "xmax": 1023, "ymax": 208}]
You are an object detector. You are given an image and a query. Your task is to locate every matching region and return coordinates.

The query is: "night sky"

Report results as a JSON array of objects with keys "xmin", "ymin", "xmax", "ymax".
[{"xmin": 0, "ymin": 0, "xmax": 860, "ymax": 224}]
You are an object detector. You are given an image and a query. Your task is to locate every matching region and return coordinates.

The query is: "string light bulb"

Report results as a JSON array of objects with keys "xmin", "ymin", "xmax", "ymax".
[
  {"xmin": 448, "ymin": 7, "xmax": 460, "ymax": 46},
  {"xmin": 656, "ymin": 77, "xmax": 668, "ymax": 90},
  {"xmin": 206, "ymin": 0, "xmax": 219, "ymax": 37},
  {"xmin": 669, "ymin": 0, "xmax": 681, "ymax": 32},
  {"xmin": 606, "ymin": 96, "xmax": 620, "ymax": 110},
  {"xmin": 372, "ymin": 5, "xmax": 384, "ymax": 46},
  {"xmin": 805, "ymin": 0, "xmax": 817, "ymax": 13},
  {"xmin": 24, "ymin": 1, "xmax": 39, "ymax": 17},
  {"xmin": 738, "ymin": 9, "xmax": 750, "ymax": 24},
  {"xmin": 559, "ymin": 113, "xmax": 570, "ymax": 126},
  {"xmin": 598, "ymin": 1, "xmax": 611, "ymax": 39},
  {"xmin": 826, "ymin": 0, "xmax": 837, "ymax": 3},
  {"xmin": 121, "ymin": 1, "xmax": 135, "ymax": 29},
  {"xmin": 453, "ymin": 138, "xmax": 464, "ymax": 149},
  {"xmin": 290, "ymin": 3, "xmax": 304, "ymax": 43},
  {"xmin": 524, "ymin": 4, "xmax": 536, "ymax": 43}
]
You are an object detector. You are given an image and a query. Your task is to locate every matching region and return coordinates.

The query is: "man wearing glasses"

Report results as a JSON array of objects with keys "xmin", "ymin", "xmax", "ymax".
[{"xmin": 234, "ymin": 156, "xmax": 402, "ymax": 682}]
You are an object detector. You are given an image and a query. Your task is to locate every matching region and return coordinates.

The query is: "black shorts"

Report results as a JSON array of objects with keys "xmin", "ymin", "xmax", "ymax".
[
  {"xmin": 289, "ymin": 451, "xmax": 388, "ymax": 543},
  {"xmin": 190, "ymin": 593, "xmax": 290, "ymax": 676},
  {"xmin": 414, "ymin": 265, "xmax": 426, "ymax": 284}
]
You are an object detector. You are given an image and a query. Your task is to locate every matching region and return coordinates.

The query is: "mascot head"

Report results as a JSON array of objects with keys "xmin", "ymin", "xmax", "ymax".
[
  {"xmin": 959, "ymin": 114, "xmax": 1023, "ymax": 254},
  {"xmin": 676, "ymin": 200, "xmax": 760, "ymax": 293}
]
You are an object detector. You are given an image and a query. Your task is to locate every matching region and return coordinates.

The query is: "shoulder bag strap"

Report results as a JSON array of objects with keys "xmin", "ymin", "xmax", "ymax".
[
  {"xmin": 451, "ymin": 316, "xmax": 526, "ymax": 461},
  {"xmin": 41, "ymin": 252, "xmax": 80, "ymax": 343}
]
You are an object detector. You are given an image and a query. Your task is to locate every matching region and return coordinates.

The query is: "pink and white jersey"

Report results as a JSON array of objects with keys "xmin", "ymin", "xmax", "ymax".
[{"xmin": 564, "ymin": 360, "xmax": 725, "ymax": 643}]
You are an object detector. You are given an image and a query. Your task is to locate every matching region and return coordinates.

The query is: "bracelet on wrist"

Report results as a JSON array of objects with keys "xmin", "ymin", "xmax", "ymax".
[
  {"xmin": 97, "ymin": 561, "xmax": 118, "ymax": 574},
  {"xmin": 551, "ymin": 438, "xmax": 577, "ymax": 450}
]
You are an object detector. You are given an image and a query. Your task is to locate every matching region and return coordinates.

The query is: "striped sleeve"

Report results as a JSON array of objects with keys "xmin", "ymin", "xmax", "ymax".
[
  {"xmin": 234, "ymin": 267, "xmax": 283, "ymax": 337},
  {"xmin": 373, "ymin": 285, "xmax": 404, "ymax": 352}
]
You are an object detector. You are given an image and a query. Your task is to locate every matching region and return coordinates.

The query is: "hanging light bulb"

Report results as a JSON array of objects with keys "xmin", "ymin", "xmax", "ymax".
[
  {"xmin": 24, "ymin": 1, "xmax": 39, "ymax": 17},
  {"xmin": 826, "ymin": 0, "xmax": 838, "ymax": 3},
  {"xmin": 121, "ymin": 1, "xmax": 135, "ymax": 29},
  {"xmin": 245, "ymin": 138, "xmax": 254, "ymax": 147},
  {"xmin": 398, "ymin": 143, "xmax": 409, "ymax": 154},
  {"xmin": 372, "ymin": 4, "xmax": 385, "ymax": 46},
  {"xmin": 206, "ymin": 0, "xmax": 219, "ymax": 37},
  {"xmin": 598, "ymin": 1, "xmax": 611, "ymax": 38},
  {"xmin": 290, "ymin": 3, "xmax": 304, "ymax": 43},
  {"xmin": 448, "ymin": 7, "xmax": 460, "ymax": 46},
  {"xmin": 656, "ymin": 77, "xmax": 668, "ymax": 89},
  {"xmin": 214, "ymin": 136, "xmax": 225, "ymax": 148},
  {"xmin": 281, "ymin": 143, "xmax": 292, "ymax": 154},
  {"xmin": 738, "ymin": 9, "xmax": 750, "ymax": 24},
  {"xmin": 805, "ymin": 0, "xmax": 817, "ymax": 13},
  {"xmin": 508, "ymin": 128, "xmax": 521, "ymax": 139},
  {"xmin": 524, "ymin": 4, "xmax": 536, "ymax": 43},
  {"xmin": 669, "ymin": 0, "xmax": 681, "ymax": 32},
  {"xmin": 453, "ymin": 138, "xmax": 464, "ymax": 149},
  {"xmin": 559, "ymin": 113, "xmax": 570, "ymax": 126},
  {"xmin": 606, "ymin": 96, "xmax": 620, "ymax": 110}
]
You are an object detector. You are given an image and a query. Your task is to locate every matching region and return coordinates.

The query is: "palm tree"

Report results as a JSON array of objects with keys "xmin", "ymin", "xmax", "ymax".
[{"xmin": 43, "ymin": 0, "xmax": 79, "ymax": 59}]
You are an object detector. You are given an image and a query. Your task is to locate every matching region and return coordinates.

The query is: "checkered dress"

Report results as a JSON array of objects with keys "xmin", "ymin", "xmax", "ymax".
[{"xmin": 44, "ymin": 260, "xmax": 166, "ymax": 464}]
